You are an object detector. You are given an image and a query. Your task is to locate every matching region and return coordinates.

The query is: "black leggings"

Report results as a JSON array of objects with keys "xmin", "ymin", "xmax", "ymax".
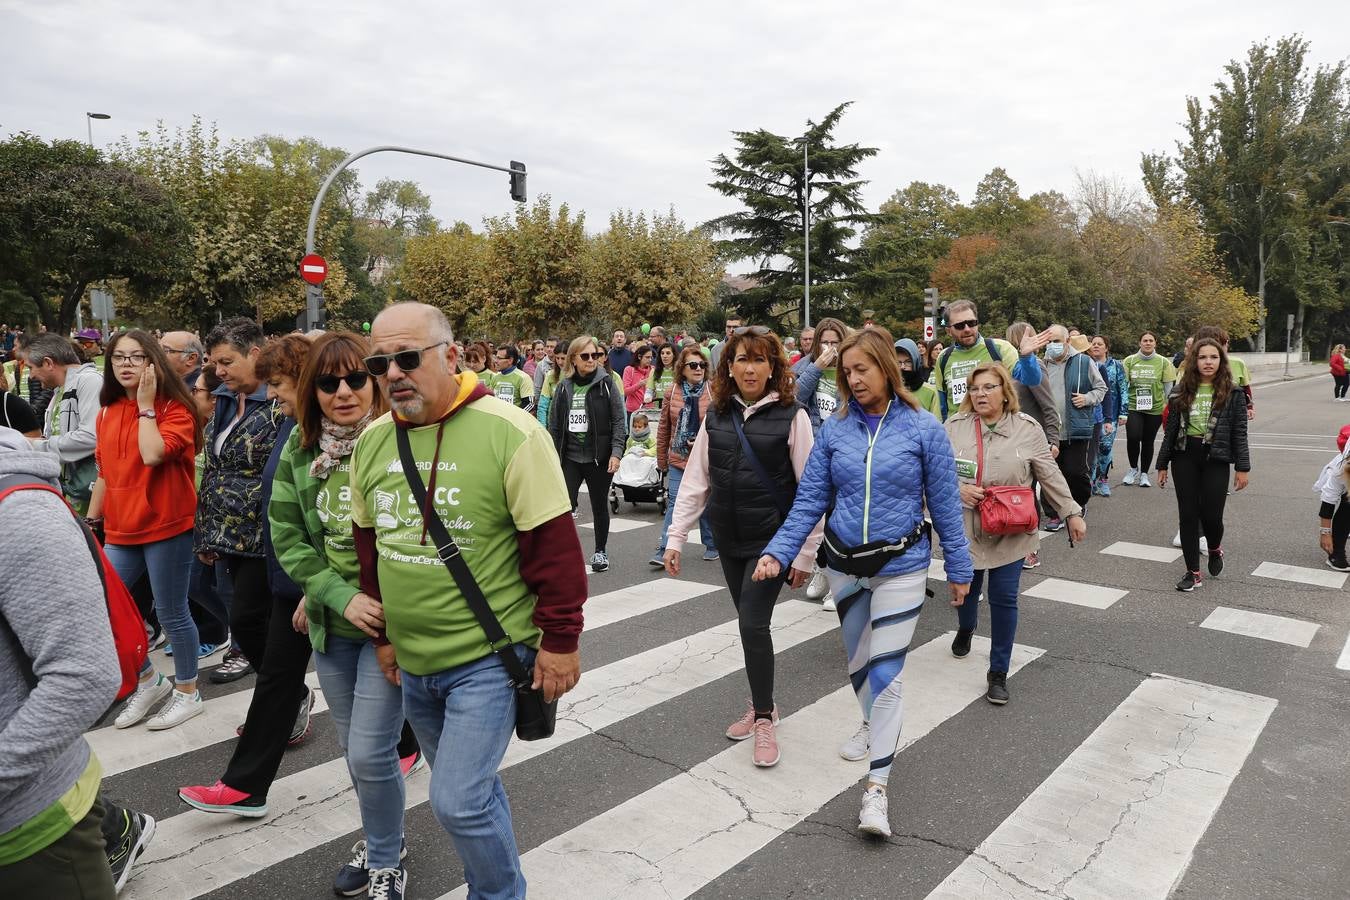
[
  {"xmin": 1334, "ymin": 374, "xmax": 1348, "ymax": 399},
  {"xmin": 563, "ymin": 459, "xmax": 613, "ymax": 551},
  {"xmin": 1126, "ymin": 411, "xmax": 1163, "ymax": 473},
  {"xmin": 719, "ymin": 555, "xmax": 787, "ymax": 714},
  {"xmin": 1169, "ymin": 437, "xmax": 1230, "ymax": 572}
]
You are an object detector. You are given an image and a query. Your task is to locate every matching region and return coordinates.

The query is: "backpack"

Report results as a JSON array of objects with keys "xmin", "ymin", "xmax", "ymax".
[
  {"xmin": 0, "ymin": 474, "xmax": 148, "ymax": 700},
  {"xmin": 939, "ymin": 337, "xmax": 1003, "ymax": 419}
]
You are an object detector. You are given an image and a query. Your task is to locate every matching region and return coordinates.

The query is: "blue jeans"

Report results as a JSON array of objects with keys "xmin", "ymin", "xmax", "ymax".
[
  {"xmin": 314, "ymin": 635, "xmax": 406, "ymax": 869},
  {"xmin": 402, "ymin": 648, "xmax": 531, "ymax": 900},
  {"xmin": 957, "ymin": 558, "xmax": 1023, "ymax": 674},
  {"xmin": 105, "ymin": 529, "xmax": 199, "ymax": 684},
  {"xmin": 660, "ymin": 464, "xmax": 714, "ymax": 552},
  {"xmin": 189, "ymin": 557, "xmax": 234, "ymax": 645}
]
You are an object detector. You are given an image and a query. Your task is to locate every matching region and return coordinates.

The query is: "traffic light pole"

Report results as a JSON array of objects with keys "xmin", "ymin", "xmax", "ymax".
[{"xmin": 302, "ymin": 146, "xmax": 527, "ymax": 330}]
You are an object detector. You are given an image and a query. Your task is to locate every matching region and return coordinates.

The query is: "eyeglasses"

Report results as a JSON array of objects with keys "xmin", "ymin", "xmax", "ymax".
[
  {"xmin": 315, "ymin": 372, "xmax": 371, "ymax": 394},
  {"xmin": 576, "ymin": 352, "xmax": 603, "ymax": 362},
  {"xmin": 733, "ymin": 325, "xmax": 770, "ymax": 337},
  {"xmin": 111, "ymin": 353, "xmax": 148, "ymax": 365},
  {"xmin": 950, "ymin": 319, "xmax": 980, "ymax": 331},
  {"xmin": 161, "ymin": 347, "xmax": 191, "ymax": 356},
  {"xmin": 684, "ymin": 361, "xmax": 707, "ymax": 370},
  {"xmin": 363, "ymin": 342, "xmax": 447, "ymax": 377},
  {"xmin": 968, "ymin": 382, "xmax": 1004, "ymax": 395}
]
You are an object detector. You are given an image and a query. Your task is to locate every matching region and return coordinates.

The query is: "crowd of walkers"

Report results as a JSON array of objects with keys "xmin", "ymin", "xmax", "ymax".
[{"xmin": 0, "ymin": 299, "xmax": 1279, "ymax": 896}]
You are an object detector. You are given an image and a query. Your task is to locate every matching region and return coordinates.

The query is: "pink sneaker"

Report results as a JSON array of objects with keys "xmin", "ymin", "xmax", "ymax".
[
  {"xmin": 725, "ymin": 702, "xmax": 779, "ymax": 740},
  {"xmin": 752, "ymin": 718, "xmax": 780, "ymax": 767},
  {"xmin": 177, "ymin": 780, "xmax": 268, "ymax": 818},
  {"xmin": 399, "ymin": 750, "xmax": 425, "ymax": 778}
]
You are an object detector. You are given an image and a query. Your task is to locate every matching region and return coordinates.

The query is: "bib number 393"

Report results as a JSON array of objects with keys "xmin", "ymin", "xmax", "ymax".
[{"xmin": 951, "ymin": 377, "xmax": 969, "ymax": 405}]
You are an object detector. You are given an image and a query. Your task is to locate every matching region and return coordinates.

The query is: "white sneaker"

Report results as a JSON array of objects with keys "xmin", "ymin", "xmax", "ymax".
[
  {"xmin": 1139, "ymin": 473, "xmax": 1152, "ymax": 488},
  {"xmin": 805, "ymin": 568, "xmax": 829, "ymax": 600},
  {"xmin": 858, "ymin": 786, "xmax": 891, "ymax": 837},
  {"xmin": 114, "ymin": 674, "xmax": 173, "ymax": 729},
  {"xmin": 145, "ymin": 689, "xmax": 204, "ymax": 731},
  {"xmin": 821, "ymin": 593, "xmax": 837, "ymax": 611},
  {"xmin": 1171, "ymin": 530, "xmax": 1208, "ymax": 552},
  {"xmin": 1122, "ymin": 468, "xmax": 1139, "ymax": 486},
  {"xmin": 839, "ymin": 721, "xmax": 870, "ymax": 761}
]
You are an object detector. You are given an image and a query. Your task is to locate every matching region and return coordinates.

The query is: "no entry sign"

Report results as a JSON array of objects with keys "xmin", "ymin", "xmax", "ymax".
[{"xmin": 299, "ymin": 254, "xmax": 327, "ymax": 285}]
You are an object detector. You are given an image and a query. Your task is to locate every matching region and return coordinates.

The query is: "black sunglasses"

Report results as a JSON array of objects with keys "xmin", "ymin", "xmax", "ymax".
[
  {"xmin": 684, "ymin": 361, "xmax": 707, "ymax": 370},
  {"xmin": 315, "ymin": 372, "xmax": 371, "ymax": 394},
  {"xmin": 950, "ymin": 319, "xmax": 980, "ymax": 331},
  {"xmin": 363, "ymin": 342, "xmax": 447, "ymax": 377},
  {"xmin": 576, "ymin": 352, "xmax": 603, "ymax": 362},
  {"xmin": 733, "ymin": 325, "xmax": 771, "ymax": 337}
]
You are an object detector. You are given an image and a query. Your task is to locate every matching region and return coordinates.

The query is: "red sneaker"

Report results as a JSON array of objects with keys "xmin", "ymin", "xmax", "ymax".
[
  {"xmin": 399, "ymin": 751, "xmax": 425, "ymax": 778},
  {"xmin": 177, "ymin": 780, "xmax": 268, "ymax": 817}
]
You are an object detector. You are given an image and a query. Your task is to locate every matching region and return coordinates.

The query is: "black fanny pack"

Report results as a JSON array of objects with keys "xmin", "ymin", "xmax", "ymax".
[{"xmin": 823, "ymin": 520, "xmax": 931, "ymax": 578}]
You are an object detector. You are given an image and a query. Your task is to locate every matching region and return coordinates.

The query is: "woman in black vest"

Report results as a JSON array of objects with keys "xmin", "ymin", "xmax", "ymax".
[{"xmin": 662, "ymin": 326, "xmax": 819, "ymax": 769}]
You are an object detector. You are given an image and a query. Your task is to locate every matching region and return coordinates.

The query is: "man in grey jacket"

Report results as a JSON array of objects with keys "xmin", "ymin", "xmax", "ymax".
[
  {"xmin": 0, "ymin": 427, "xmax": 154, "ymax": 895},
  {"xmin": 23, "ymin": 334, "xmax": 103, "ymax": 514}
]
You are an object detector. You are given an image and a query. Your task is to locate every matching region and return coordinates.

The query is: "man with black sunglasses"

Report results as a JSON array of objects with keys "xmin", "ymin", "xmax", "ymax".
[{"xmin": 934, "ymin": 299, "xmax": 1053, "ymax": 421}]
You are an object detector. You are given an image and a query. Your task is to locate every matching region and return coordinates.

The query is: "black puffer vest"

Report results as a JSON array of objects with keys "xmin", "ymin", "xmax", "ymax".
[{"xmin": 705, "ymin": 399, "xmax": 801, "ymax": 558}]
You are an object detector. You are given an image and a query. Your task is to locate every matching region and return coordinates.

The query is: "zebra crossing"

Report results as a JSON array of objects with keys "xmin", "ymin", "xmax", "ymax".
[{"xmin": 97, "ymin": 508, "xmax": 1340, "ymax": 899}]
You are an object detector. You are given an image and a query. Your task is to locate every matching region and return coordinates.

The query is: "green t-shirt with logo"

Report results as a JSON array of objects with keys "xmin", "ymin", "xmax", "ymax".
[
  {"xmin": 913, "ymin": 382, "xmax": 941, "ymax": 419},
  {"xmin": 814, "ymin": 369, "xmax": 838, "ymax": 421},
  {"xmin": 1123, "ymin": 353, "xmax": 1177, "ymax": 415},
  {"xmin": 933, "ymin": 337, "xmax": 1020, "ymax": 418},
  {"xmin": 647, "ymin": 370, "xmax": 674, "ymax": 409},
  {"xmin": 349, "ymin": 398, "xmax": 571, "ymax": 676},
  {"xmin": 1186, "ymin": 384, "xmax": 1214, "ymax": 437},
  {"xmin": 1229, "ymin": 356, "xmax": 1250, "ymax": 387},
  {"xmin": 314, "ymin": 460, "xmax": 365, "ymax": 641},
  {"xmin": 491, "ymin": 368, "xmax": 533, "ymax": 407}
]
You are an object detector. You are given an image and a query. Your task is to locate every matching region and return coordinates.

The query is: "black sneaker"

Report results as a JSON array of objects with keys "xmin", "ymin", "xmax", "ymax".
[
  {"xmin": 209, "ymin": 649, "xmax": 254, "ymax": 684},
  {"xmin": 1327, "ymin": 555, "xmax": 1350, "ymax": 572},
  {"xmin": 333, "ymin": 839, "xmax": 409, "ymax": 897},
  {"xmin": 1176, "ymin": 571, "xmax": 1202, "ymax": 592},
  {"xmin": 288, "ymin": 688, "xmax": 315, "ymax": 747},
  {"xmin": 986, "ymin": 671, "xmax": 1009, "ymax": 705},
  {"xmin": 1208, "ymin": 548, "xmax": 1224, "ymax": 577},
  {"xmin": 107, "ymin": 809, "xmax": 156, "ymax": 893},
  {"xmin": 368, "ymin": 866, "xmax": 408, "ymax": 900},
  {"xmin": 951, "ymin": 628, "xmax": 973, "ymax": 659}
]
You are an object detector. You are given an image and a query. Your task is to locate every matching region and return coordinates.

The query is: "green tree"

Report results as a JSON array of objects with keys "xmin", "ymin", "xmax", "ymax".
[
  {"xmin": 586, "ymin": 210, "xmax": 722, "ymax": 329},
  {"xmin": 854, "ymin": 181, "xmax": 961, "ymax": 329},
  {"xmin": 957, "ymin": 168, "xmax": 1043, "ymax": 236},
  {"xmin": 706, "ymin": 102, "xmax": 878, "ymax": 327},
  {"xmin": 957, "ymin": 225, "xmax": 1103, "ymax": 334},
  {"xmin": 398, "ymin": 222, "xmax": 489, "ymax": 334},
  {"xmin": 0, "ymin": 133, "xmax": 184, "ymax": 332},
  {"xmin": 476, "ymin": 196, "xmax": 588, "ymax": 337}
]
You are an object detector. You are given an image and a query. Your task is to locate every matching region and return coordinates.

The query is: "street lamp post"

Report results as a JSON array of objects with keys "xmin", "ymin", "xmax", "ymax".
[
  {"xmin": 802, "ymin": 139, "xmax": 810, "ymax": 329},
  {"xmin": 85, "ymin": 112, "xmax": 110, "ymax": 147}
]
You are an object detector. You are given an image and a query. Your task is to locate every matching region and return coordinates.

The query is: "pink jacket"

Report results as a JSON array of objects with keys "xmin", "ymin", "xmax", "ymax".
[{"xmin": 623, "ymin": 365, "xmax": 652, "ymax": 413}]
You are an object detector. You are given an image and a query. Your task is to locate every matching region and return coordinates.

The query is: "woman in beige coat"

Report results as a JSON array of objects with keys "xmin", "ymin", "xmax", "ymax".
[{"xmin": 943, "ymin": 362, "xmax": 1086, "ymax": 704}]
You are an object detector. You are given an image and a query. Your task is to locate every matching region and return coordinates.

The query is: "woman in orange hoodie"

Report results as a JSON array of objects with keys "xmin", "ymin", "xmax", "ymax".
[{"xmin": 86, "ymin": 329, "xmax": 205, "ymax": 731}]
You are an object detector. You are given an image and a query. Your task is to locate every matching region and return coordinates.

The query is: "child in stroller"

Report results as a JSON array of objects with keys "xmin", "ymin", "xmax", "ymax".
[{"xmin": 611, "ymin": 411, "xmax": 667, "ymax": 513}]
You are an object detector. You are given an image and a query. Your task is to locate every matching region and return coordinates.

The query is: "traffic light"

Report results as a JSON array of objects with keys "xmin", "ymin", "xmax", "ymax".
[
  {"xmin": 509, "ymin": 161, "xmax": 527, "ymax": 203},
  {"xmin": 923, "ymin": 287, "xmax": 940, "ymax": 322}
]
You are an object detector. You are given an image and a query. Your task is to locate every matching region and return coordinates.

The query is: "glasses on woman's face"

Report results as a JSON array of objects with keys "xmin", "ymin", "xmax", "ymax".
[
  {"xmin": 968, "ymin": 382, "xmax": 1004, "ymax": 396},
  {"xmin": 733, "ymin": 325, "xmax": 771, "ymax": 337},
  {"xmin": 315, "ymin": 372, "xmax": 370, "ymax": 394},
  {"xmin": 684, "ymin": 361, "xmax": 706, "ymax": 370},
  {"xmin": 576, "ymin": 352, "xmax": 603, "ymax": 362},
  {"xmin": 111, "ymin": 352, "xmax": 148, "ymax": 366}
]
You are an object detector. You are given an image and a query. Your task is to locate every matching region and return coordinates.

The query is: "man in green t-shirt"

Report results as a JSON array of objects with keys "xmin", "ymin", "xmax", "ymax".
[
  {"xmin": 351, "ymin": 302, "xmax": 586, "ymax": 896},
  {"xmin": 490, "ymin": 344, "xmax": 535, "ymax": 412},
  {"xmin": 932, "ymin": 299, "xmax": 1051, "ymax": 419}
]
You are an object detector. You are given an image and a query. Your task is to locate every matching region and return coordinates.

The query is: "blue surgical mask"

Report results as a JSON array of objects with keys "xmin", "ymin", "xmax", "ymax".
[{"xmin": 1045, "ymin": 342, "xmax": 1065, "ymax": 360}]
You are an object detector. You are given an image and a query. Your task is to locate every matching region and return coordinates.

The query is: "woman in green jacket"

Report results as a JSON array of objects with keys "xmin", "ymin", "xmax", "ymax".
[{"xmin": 268, "ymin": 331, "xmax": 413, "ymax": 898}]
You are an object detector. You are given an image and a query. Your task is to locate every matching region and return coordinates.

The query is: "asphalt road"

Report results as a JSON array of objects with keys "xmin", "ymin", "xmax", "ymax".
[{"xmin": 100, "ymin": 371, "xmax": 1350, "ymax": 900}]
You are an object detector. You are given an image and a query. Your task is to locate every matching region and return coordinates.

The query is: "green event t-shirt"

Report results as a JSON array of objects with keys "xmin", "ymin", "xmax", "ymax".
[
  {"xmin": 647, "ymin": 370, "xmax": 674, "ymax": 409},
  {"xmin": 933, "ymin": 337, "xmax": 1020, "ymax": 416},
  {"xmin": 814, "ymin": 369, "xmax": 838, "ymax": 420},
  {"xmin": 568, "ymin": 381, "xmax": 592, "ymax": 450},
  {"xmin": 349, "ymin": 398, "xmax": 571, "ymax": 676},
  {"xmin": 1229, "ymin": 356, "xmax": 1250, "ymax": 386},
  {"xmin": 1123, "ymin": 353, "xmax": 1177, "ymax": 415},
  {"xmin": 912, "ymin": 382, "xmax": 941, "ymax": 419},
  {"xmin": 1186, "ymin": 384, "xmax": 1214, "ymax": 437},
  {"xmin": 491, "ymin": 368, "xmax": 533, "ymax": 407},
  {"xmin": 314, "ymin": 459, "xmax": 365, "ymax": 641}
]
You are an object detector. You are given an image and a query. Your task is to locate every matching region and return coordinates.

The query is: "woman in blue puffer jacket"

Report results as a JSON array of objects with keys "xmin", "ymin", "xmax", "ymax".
[{"xmin": 754, "ymin": 327, "xmax": 972, "ymax": 840}]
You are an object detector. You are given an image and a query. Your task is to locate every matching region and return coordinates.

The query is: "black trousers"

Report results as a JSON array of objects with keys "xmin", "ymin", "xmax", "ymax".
[
  {"xmin": 562, "ymin": 458, "xmax": 613, "ymax": 551},
  {"xmin": 221, "ymin": 555, "xmax": 313, "ymax": 796},
  {"xmin": 719, "ymin": 555, "xmax": 786, "ymax": 714},
  {"xmin": 1126, "ymin": 411, "xmax": 1163, "ymax": 473},
  {"xmin": 1169, "ymin": 437, "xmax": 1230, "ymax": 573},
  {"xmin": 1334, "ymin": 373, "xmax": 1349, "ymax": 399},
  {"xmin": 1331, "ymin": 497, "xmax": 1350, "ymax": 560},
  {"xmin": 1044, "ymin": 439, "xmax": 1092, "ymax": 519}
]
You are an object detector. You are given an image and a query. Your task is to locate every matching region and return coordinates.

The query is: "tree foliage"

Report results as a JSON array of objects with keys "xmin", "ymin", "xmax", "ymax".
[
  {"xmin": 706, "ymin": 102, "xmax": 877, "ymax": 327},
  {"xmin": 585, "ymin": 210, "xmax": 721, "ymax": 328}
]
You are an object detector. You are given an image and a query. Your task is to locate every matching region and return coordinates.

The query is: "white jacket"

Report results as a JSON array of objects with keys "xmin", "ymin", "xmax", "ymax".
[{"xmin": 1313, "ymin": 451, "xmax": 1346, "ymax": 506}]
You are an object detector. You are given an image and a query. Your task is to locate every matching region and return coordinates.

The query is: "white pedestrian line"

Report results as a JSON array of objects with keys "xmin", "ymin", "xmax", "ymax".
[
  {"xmin": 439, "ymin": 634, "xmax": 1045, "ymax": 900},
  {"xmin": 1251, "ymin": 560, "xmax": 1347, "ymax": 590},
  {"xmin": 1337, "ymin": 631, "xmax": 1350, "ymax": 671},
  {"xmin": 89, "ymin": 672, "xmax": 326, "ymax": 778},
  {"xmin": 1200, "ymin": 606, "xmax": 1320, "ymax": 648},
  {"xmin": 124, "ymin": 601, "xmax": 837, "ymax": 899},
  {"xmin": 584, "ymin": 578, "xmax": 723, "ymax": 631},
  {"xmin": 927, "ymin": 674, "xmax": 1276, "ymax": 900},
  {"xmin": 1100, "ymin": 540, "xmax": 1183, "ymax": 564},
  {"xmin": 579, "ymin": 516, "xmax": 651, "ymax": 533},
  {"xmin": 1023, "ymin": 577, "xmax": 1128, "ymax": 610}
]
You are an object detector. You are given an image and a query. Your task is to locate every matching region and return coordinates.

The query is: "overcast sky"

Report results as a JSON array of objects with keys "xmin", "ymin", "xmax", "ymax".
[{"xmin": 4, "ymin": 0, "xmax": 1347, "ymax": 264}]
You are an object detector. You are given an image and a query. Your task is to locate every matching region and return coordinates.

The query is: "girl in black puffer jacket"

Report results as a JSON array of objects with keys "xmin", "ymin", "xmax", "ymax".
[{"xmin": 1156, "ymin": 337, "xmax": 1251, "ymax": 592}]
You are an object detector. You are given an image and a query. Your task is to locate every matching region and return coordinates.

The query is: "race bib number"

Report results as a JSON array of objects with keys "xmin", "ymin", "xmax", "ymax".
[
  {"xmin": 951, "ymin": 377, "xmax": 969, "ymax": 405},
  {"xmin": 569, "ymin": 392, "xmax": 589, "ymax": 433},
  {"xmin": 947, "ymin": 358, "xmax": 978, "ymax": 407},
  {"xmin": 815, "ymin": 387, "xmax": 837, "ymax": 419},
  {"xmin": 495, "ymin": 382, "xmax": 516, "ymax": 403},
  {"xmin": 1135, "ymin": 390, "xmax": 1153, "ymax": 411},
  {"xmin": 954, "ymin": 458, "xmax": 977, "ymax": 480}
]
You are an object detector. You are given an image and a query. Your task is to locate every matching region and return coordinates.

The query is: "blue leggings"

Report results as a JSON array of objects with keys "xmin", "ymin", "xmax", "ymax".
[
  {"xmin": 826, "ymin": 568, "xmax": 927, "ymax": 786},
  {"xmin": 105, "ymin": 529, "xmax": 199, "ymax": 684},
  {"xmin": 957, "ymin": 558, "xmax": 1023, "ymax": 673}
]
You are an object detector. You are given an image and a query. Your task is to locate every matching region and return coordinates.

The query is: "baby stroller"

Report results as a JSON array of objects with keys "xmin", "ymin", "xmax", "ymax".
[{"xmin": 611, "ymin": 416, "xmax": 667, "ymax": 514}]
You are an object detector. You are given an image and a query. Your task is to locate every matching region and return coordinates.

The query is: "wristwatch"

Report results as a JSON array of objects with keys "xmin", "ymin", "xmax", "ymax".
[{"xmin": 138, "ymin": 408, "xmax": 157, "ymax": 419}]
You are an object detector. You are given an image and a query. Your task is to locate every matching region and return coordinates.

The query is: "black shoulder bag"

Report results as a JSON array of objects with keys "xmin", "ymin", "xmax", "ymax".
[
  {"xmin": 395, "ymin": 426, "xmax": 557, "ymax": 741},
  {"xmin": 730, "ymin": 406, "xmax": 792, "ymax": 518}
]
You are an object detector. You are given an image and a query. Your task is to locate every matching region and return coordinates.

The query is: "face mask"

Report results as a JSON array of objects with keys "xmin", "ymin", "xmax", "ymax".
[
  {"xmin": 902, "ymin": 368, "xmax": 926, "ymax": 392},
  {"xmin": 1045, "ymin": 342, "xmax": 1065, "ymax": 360}
]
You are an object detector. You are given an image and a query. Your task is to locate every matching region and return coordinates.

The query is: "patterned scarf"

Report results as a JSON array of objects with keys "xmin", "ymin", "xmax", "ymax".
[
  {"xmin": 310, "ymin": 409, "xmax": 374, "ymax": 480},
  {"xmin": 673, "ymin": 380, "xmax": 706, "ymax": 453}
]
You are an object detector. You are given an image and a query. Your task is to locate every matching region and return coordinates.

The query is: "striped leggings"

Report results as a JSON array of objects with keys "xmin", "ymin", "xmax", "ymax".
[{"xmin": 826, "ymin": 568, "xmax": 927, "ymax": 786}]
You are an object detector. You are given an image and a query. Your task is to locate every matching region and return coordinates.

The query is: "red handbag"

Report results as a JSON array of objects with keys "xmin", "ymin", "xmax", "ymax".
[{"xmin": 974, "ymin": 421, "xmax": 1039, "ymax": 535}]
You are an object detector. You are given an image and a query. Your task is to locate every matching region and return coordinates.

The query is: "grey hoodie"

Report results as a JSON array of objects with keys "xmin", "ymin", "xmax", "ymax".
[{"xmin": 0, "ymin": 426, "xmax": 118, "ymax": 838}]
